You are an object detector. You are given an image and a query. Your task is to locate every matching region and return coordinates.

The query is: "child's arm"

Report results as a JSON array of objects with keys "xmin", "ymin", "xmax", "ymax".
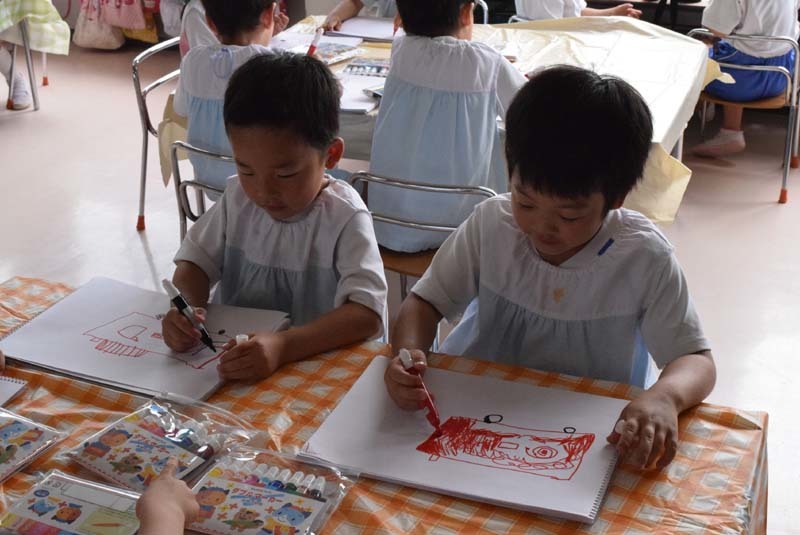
[
  {"xmin": 323, "ymin": 0, "xmax": 365, "ymax": 31},
  {"xmin": 217, "ymin": 302, "xmax": 382, "ymax": 380},
  {"xmin": 161, "ymin": 261, "xmax": 211, "ymax": 352},
  {"xmin": 581, "ymin": 4, "xmax": 641, "ymax": 18},
  {"xmin": 384, "ymin": 294, "xmax": 443, "ymax": 410},
  {"xmin": 136, "ymin": 457, "xmax": 199, "ymax": 535},
  {"xmin": 608, "ymin": 351, "xmax": 715, "ymax": 469}
]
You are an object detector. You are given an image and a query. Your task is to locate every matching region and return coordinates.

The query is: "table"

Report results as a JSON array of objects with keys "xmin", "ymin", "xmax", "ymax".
[
  {"xmin": 0, "ymin": 276, "xmax": 768, "ymax": 533},
  {"xmin": 0, "ymin": 0, "xmax": 70, "ymax": 55}
]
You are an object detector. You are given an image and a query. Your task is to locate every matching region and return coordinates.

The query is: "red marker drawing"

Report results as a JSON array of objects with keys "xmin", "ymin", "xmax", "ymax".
[
  {"xmin": 399, "ymin": 349, "xmax": 442, "ymax": 435},
  {"xmin": 307, "ymin": 27, "xmax": 323, "ymax": 56}
]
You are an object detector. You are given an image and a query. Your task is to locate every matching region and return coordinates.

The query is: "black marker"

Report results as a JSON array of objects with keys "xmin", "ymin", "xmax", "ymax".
[{"xmin": 162, "ymin": 279, "xmax": 216, "ymax": 352}]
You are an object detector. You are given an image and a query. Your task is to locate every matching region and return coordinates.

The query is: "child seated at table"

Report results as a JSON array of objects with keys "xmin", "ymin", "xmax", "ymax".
[
  {"xmin": 385, "ymin": 65, "xmax": 716, "ymax": 469},
  {"xmin": 323, "ymin": 0, "xmax": 397, "ymax": 32},
  {"xmin": 163, "ymin": 53, "xmax": 387, "ymax": 381},
  {"xmin": 692, "ymin": 0, "xmax": 800, "ymax": 157},
  {"xmin": 368, "ymin": 0, "xmax": 527, "ymax": 253},
  {"xmin": 514, "ymin": 0, "xmax": 641, "ymax": 21},
  {"xmin": 174, "ymin": 0, "xmax": 287, "ymax": 193}
]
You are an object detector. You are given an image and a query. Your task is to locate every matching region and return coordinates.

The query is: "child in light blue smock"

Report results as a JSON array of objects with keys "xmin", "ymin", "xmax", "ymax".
[
  {"xmin": 368, "ymin": 0, "xmax": 527, "ymax": 253},
  {"xmin": 174, "ymin": 0, "xmax": 283, "ymax": 193},
  {"xmin": 386, "ymin": 66, "xmax": 716, "ymax": 471}
]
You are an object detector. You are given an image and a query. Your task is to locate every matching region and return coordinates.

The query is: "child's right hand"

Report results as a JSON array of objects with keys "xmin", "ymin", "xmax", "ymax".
[
  {"xmin": 136, "ymin": 457, "xmax": 199, "ymax": 532},
  {"xmin": 384, "ymin": 349, "xmax": 430, "ymax": 410},
  {"xmin": 162, "ymin": 308, "xmax": 206, "ymax": 352},
  {"xmin": 322, "ymin": 16, "xmax": 343, "ymax": 31},
  {"xmin": 611, "ymin": 3, "xmax": 642, "ymax": 18}
]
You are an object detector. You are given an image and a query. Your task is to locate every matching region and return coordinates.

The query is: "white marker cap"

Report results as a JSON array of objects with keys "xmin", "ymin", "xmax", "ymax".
[
  {"xmin": 287, "ymin": 471, "xmax": 304, "ymax": 486},
  {"xmin": 264, "ymin": 466, "xmax": 280, "ymax": 480},
  {"xmin": 235, "ymin": 334, "xmax": 249, "ymax": 345},
  {"xmin": 398, "ymin": 348, "xmax": 413, "ymax": 369},
  {"xmin": 614, "ymin": 420, "xmax": 626, "ymax": 434},
  {"xmin": 298, "ymin": 474, "xmax": 316, "ymax": 491},
  {"xmin": 162, "ymin": 279, "xmax": 180, "ymax": 299},
  {"xmin": 309, "ymin": 477, "xmax": 326, "ymax": 495}
]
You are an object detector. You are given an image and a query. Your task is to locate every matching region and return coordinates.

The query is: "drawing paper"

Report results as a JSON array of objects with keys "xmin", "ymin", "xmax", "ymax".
[
  {"xmin": 302, "ymin": 356, "xmax": 628, "ymax": 523},
  {"xmin": 0, "ymin": 278, "xmax": 289, "ymax": 400},
  {"xmin": 326, "ymin": 17, "xmax": 397, "ymax": 42},
  {"xmin": 338, "ymin": 73, "xmax": 384, "ymax": 114}
]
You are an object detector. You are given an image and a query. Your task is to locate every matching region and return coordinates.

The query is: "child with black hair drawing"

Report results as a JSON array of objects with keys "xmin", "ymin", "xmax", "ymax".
[
  {"xmin": 385, "ymin": 66, "xmax": 716, "ymax": 470},
  {"xmin": 163, "ymin": 53, "xmax": 387, "ymax": 380}
]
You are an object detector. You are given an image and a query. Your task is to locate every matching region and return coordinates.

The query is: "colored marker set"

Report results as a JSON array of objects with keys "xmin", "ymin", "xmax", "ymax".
[{"xmin": 0, "ymin": 408, "xmax": 65, "ymax": 484}]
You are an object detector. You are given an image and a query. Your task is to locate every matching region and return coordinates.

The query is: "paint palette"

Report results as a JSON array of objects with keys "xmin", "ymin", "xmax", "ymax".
[
  {"xmin": 0, "ymin": 470, "xmax": 140, "ymax": 535},
  {"xmin": 0, "ymin": 409, "xmax": 64, "ymax": 484}
]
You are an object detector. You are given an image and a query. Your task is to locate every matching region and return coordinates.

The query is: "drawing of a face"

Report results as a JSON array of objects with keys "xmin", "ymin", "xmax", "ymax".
[
  {"xmin": 197, "ymin": 486, "xmax": 229, "ymax": 506},
  {"xmin": 100, "ymin": 429, "xmax": 131, "ymax": 447},
  {"xmin": 52, "ymin": 503, "xmax": 82, "ymax": 524},
  {"xmin": 111, "ymin": 453, "xmax": 144, "ymax": 474},
  {"xmin": 28, "ymin": 498, "xmax": 56, "ymax": 517},
  {"xmin": 272, "ymin": 503, "xmax": 312, "ymax": 527},
  {"xmin": 0, "ymin": 421, "xmax": 27, "ymax": 441},
  {"xmin": 236, "ymin": 509, "xmax": 260, "ymax": 521}
]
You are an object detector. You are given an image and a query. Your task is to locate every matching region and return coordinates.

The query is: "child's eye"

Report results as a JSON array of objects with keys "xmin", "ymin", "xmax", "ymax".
[
  {"xmin": 560, "ymin": 215, "xmax": 582, "ymax": 222},
  {"xmin": 277, "ymin": 171, "xmax": 298, "ymax": 179}
]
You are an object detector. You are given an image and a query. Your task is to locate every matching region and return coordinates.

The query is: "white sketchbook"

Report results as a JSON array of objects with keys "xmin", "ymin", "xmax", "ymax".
[
  {"xmin": 0, "ymin": 278, "xmax": 289, "ymax": 400},
  {"xmin": 327, "ymin": 17, "xmax": 397, "ymax": 42},
  {"xmin": 338, "ymin": 73, "xmax": 383, "ymax": 114},
  {"xmin": 303, "ymin": 356, "xmax": 628, "ymax": 523},
  {"xmin": 0, "ymin": 377, "xmax": 26, "ymax": 406}
]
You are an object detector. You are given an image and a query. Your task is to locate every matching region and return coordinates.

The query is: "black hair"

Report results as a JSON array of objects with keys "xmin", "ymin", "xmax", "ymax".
[
  {"xmin": 396, "ymin": 0, "xmax": 473, "ymax": 38},
  {"xmin": 200, "ymin": 0, "xmax": 275, "ymax": 41},
  {"xmin": 505, "ymin": 65, "xmax": 653, "ymax": 210},
  {"xmin": 224, "ymin": 52, "xmax": 341, "ymax": 152}
]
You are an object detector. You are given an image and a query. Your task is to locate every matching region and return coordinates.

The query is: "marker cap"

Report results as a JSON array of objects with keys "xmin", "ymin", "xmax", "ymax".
[
  {"xmin": 398, "ymin": 349, "xmax": 413, "ymax": 369},
  {"xmin": 235, "ymin": 334, "xmax": 249, "ymax": 345},
  {"xmin": 309, "ymin": 477, "xmax": 326, "ymax": 495}
]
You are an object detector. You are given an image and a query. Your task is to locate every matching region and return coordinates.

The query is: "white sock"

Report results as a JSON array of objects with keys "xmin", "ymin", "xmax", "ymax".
[
  {"xmin": 717, "ymin": 128, "xmax": 744, "ymax": 140},
  {"xmin": 0, "ymin": 46, "xmax": 12, "ymax": 82}
]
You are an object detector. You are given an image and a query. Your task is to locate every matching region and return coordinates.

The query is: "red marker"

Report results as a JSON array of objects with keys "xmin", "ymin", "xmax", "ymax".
[
  {"xmin": 399, "ymin": 349, "xmax": 442, "ymax": 435},
  {"xmin": 307, "ymin": 28, "xmax": 323, "ymax": 56}
]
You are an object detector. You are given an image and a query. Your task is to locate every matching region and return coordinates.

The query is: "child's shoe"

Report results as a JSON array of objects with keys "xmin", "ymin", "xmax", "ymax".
[
  {"xmin": 692, "ymin": 128, "xmax": 745, "ymax": 158},
  {"xmin": 6, "ymin": 73, "xmax": 32, "ymax": 110}
]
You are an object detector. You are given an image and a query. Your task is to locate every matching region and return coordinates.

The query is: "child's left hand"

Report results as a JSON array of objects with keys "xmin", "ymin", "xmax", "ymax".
[
  {"xmin": 611, "ymin": 3, "xmax": 642, "ymax": 18},
  {"xmin": 217, "ymin": 333, "xmax": 285, "ymax": 381},
  {"xmin": 274, "ymin": 11, "xmax": 289, "ymax": 34},
  {"xmin": 606, "ymin": 389, "xmax": 679, "ymax": 470}
]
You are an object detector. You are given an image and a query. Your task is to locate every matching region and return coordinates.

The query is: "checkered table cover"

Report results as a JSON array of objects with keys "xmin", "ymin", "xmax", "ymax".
[
  {"xmin": 0, "ymin": 277, "xmax": 767, "ymax": 534},
  {"xmin": 0, "ymin": 0, "xmax": 70, "ymax": 55}
]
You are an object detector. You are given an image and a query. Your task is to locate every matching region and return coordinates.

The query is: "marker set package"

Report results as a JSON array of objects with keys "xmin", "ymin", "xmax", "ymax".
[
  {"xmin": 69, "ymin": 398, "xmax": 252, "ymax": 492},
  {"xmin": 189, "ymin": 447, "xmax": 356, "ymax": 535},
  {"xmin": 0, "ymin": 408, "xmax": 65, "ymax": 484},
  {"xmin": 0, "ymin": 470, "xmax": 141, "ymax": 535}
]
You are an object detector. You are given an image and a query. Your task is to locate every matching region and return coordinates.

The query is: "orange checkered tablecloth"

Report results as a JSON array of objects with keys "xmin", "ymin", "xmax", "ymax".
[{"xmin": 0, "ymin": 277, "xmax": 768, "ymax": 534}]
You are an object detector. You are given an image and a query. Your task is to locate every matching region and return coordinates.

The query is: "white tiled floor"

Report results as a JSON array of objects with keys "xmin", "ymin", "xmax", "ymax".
[{"xmin": 2, "ymin": 44, "xmax": 800, "ymax": 533}]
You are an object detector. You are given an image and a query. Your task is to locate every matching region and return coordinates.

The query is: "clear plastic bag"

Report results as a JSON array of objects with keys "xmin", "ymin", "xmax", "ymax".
[
  {"xmin": 68, "ymin": 396, "xmax": 252, "ymax": 492},
  {"xmin": 0, "ymin": 408, "xmax": 66, "ymax": 484},
  {"xmin": 0, "ymin": 470, "xmax": 141, "ymax": 534},
  {"xmin": 189, "ymin": 446, "xmax": 356, "ymax": 535}
]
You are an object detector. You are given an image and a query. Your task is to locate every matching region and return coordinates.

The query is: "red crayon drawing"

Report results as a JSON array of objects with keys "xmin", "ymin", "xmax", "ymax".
[
  {"xmin": 83, "ymin": 312, "xmax": 225, "ymax": 369},
  {"xmin": 416, "ymin": 416, "xmax": 594, "ymax": 481}
]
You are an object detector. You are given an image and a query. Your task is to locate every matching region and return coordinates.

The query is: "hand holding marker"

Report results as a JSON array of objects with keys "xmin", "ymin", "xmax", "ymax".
[
  {"xmin": 307, "ymin": 27, "xmax": 323, "ymax": 56},
  {"xmin": 399, "ymin": 349, "xmax": 443, "ymax": 435},
  {"xmin": 162, "ymin": 279, "xmax": 216, "ymax": 352}
]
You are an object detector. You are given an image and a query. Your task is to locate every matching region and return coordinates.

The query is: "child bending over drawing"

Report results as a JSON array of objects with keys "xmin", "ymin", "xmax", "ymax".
[
  {"xmin": 162, "ymin": 53, "xmax": 387, "ymax": 380},
  {"xmin": 385, "ymin": 65, "xmax": 716, "ymax": 470}
]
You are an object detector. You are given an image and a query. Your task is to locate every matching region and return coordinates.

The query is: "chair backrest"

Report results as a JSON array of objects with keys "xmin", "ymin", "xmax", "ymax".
[
  {"xmin": 349, "ymin": 171, "xmax": 496, "ymax": 235},
  {"xmin": 171, "ymin": 141, "xmax": 230, "ymax": 240},
  {"xmin": 475, "ymin": 0, "xmax": 489, "ymax": 24},
  {"xmin": 688, "ymin": 28, "xmax": 800, "ymax": 108},
  {"xmin": 132, "ymin": 37, "xmax": 181, "ymax": 139},
  {"xmin": 508, "ymin": 14, "xmax": 531, "ymax": 23}
]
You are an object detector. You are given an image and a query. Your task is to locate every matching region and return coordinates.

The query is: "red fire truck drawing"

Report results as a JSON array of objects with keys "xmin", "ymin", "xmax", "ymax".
[
  {"xmin": 416, "ymin": 416, "xmax": 594, "ymax": 481},
  {"xmin": 82, "ymin": 312, "xmax": 224, "ymax": 369}
]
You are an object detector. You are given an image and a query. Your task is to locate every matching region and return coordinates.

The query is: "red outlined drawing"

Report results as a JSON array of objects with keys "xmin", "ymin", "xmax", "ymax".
[
  {"xmin": 83, "ymin": 312, "xmax": 225, "ymax": 369},
  {"xmin": 416, "ymin": 416, "xmax": 594, "ymax": 481}
]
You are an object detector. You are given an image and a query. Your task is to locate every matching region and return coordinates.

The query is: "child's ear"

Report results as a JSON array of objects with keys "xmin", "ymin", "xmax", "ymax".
[
  {"xmin": 460, "ymin": 1, "xmax": 475, "ymax": 30},
  {"xmin": 610, "ymin": 196, "xmax": 626, "ymax": 210},
  {"xmin": 324, "ymin": 138, "xmax": 345, "ymax": 169}
]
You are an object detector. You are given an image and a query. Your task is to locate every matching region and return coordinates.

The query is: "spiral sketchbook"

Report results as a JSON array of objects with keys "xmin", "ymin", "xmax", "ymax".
[
  {"xmin": 0, "ymin": 277, "xmax": 288, "ymax": 400},
  {"xmin": 302, "ymin": 356, "xmax": 627, "ymax": 523}
]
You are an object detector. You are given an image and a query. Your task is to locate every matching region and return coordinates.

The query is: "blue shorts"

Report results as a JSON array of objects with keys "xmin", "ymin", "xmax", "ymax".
[{"xmin": 705, "ymin": 40, "xmax": 796, "ymax": 102}]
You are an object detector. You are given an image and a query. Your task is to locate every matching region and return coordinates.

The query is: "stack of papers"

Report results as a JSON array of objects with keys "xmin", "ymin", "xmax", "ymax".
[
  {"xmin": 326, "ymin": 17, "xmax": 397, "ymax": 42},
  {"xmin": 338, "ymin": 73, "xmax": 384, "ymax": 114}
]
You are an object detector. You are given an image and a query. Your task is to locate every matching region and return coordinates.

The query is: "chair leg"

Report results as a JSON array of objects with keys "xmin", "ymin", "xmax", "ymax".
[
  {"xmin": 653, "ymin": 0, "xmax": 667, "ymax": 25},
  {"xmin": 42, "ymin": 52, "xmax": 48, "ymax": 86},
  {"xmin": 779, "ymin": 105, "xmax": 796, "ymax": 204},
  {"xmin": 669, "ymin": 0, "xmax": 679, "ymax": 29},
  {"xmin": 137, "ymin": 129, "xmax": 149, "ymax": 230},
  {"xmin": 19, "ymin": 19, "xmax": 39, "ymax": 111},
  {"xmin": 792, "ymin": 105, "xmax": 799, "ymax": 169},
  {"xmin": 699, "ymin": 100, "xmax": 707, "ymax": 138},
  {"xmin": 6, "ymin": 45, "xmax": 15, "ymax": 109},
  {"xmin": 399, "ymin": 274, "xmax": 409, "ymax": 302}
]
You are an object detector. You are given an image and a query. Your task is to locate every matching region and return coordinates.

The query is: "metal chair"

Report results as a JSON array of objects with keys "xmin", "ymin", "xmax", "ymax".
[
  {"xmin": 6, "ymin": 19, "xmax": 40, "ymax": 111},
  {"xmin": 475, "ymin": 0, "xmax": 489, "ymax": 24},
  {"xmin": 689, "ymin": 29, "xmax": 799, "ymax": 203},
  {"xmin": 132, "ymin": 36, "xmax": 181, "ymax": 231},
  {"xmin": 349, "ymin": 172, "xmax": 496, "ymax": 301},
  {"xmin": 171, "ymin": 140, "xmax": 231, "ymax": 240},
  {"xmin": 507, "ymin": 14, "xmax": 531, "ymax": 23}
]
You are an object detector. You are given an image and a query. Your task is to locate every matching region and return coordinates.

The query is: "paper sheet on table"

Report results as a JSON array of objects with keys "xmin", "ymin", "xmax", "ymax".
[
  {"xmin": 338, "ymin": 74, "xmax": 383, "ymax": 114},
  {"xmin": 303, "ymin": 356, "xmax": 628, "ymax": 523},
  {"xmin": 327, "ymin": 17, "xmax": 396, "ymax": 42},
  {"xmin": 0, "ymin": 278, "xmax": 288, "ymax": 400},
  {"xmin": 270, "ymin": 33, "xmax": 363, "ymax": 50}
]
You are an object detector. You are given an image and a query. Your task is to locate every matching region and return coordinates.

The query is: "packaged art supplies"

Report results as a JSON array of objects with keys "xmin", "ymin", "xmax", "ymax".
[
  {"xmin": 0, "ymin": 409, "xmax": 65, "ymax": 483},
  {"xmin": 70, "ymin": 398, "xmax": 250, "ymax": 492},
  {"xmin": 189, "ymin": 448, "xmax": 355, "ymax": 535},
  {"xmin": 0, "ymin": 470, "xmax": 140, "ymax": 535},
  {"xmin": 290, "ymin": 43, "xmax": 362, "ymax": 65},
  {"xmin": 342, "ymin": 58, "xmax": 391, "ymax": 78}
]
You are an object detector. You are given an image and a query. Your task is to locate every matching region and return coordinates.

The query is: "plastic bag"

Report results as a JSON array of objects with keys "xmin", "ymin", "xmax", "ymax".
[
  {"xmin": 0, "ymin": 470, "xmax": 141, "ymax": 534},
  {"xmin": 0, "ymin": 408, "xmax": 66, "ymax": 484},
  {"xmin": 122, "ymin": 11, "xmax": 159, "ymax": 43},
  {"xmin": 69, "ymin": 397, "xmax": 252, "ymax": 492},
  {"xmin": 189, "ymin": 446, "xmax": 356, "ymax": 535},
  {"xmin": 101, "ymin": 0, "xmax": 147, "ymax": 30},
  {"xmin": 73, "ymin": 0, "xmax": 125, "ymax": 50}
]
